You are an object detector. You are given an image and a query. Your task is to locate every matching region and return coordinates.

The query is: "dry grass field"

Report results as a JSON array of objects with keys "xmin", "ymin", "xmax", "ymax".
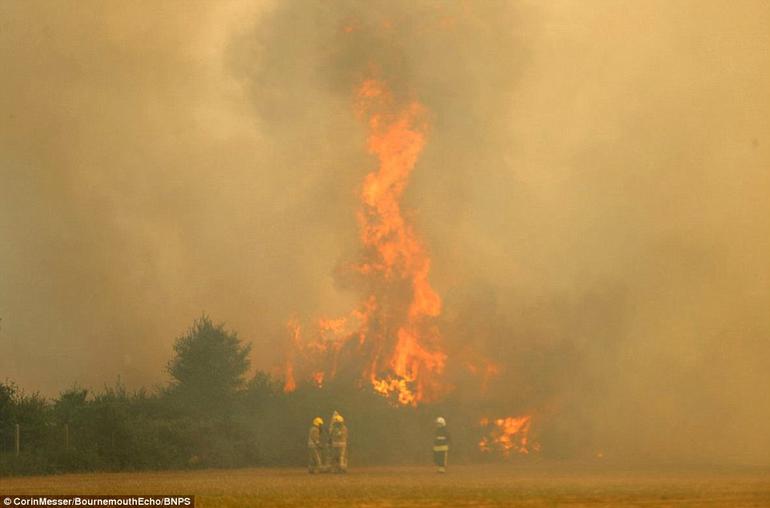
[{"xmin": 2, "ymin": 464, "xmax": 770, "ymax": 507}]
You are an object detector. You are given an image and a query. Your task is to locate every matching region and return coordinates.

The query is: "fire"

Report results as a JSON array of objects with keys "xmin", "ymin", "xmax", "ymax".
[
  {"xmin": 282, "ymin": 77, "xmax": 446, "ymax": 405},
  {"xmin": 283, "ymin": 362, "xmax": 296, "ymax": 393},
  {"xmin": 479, "ymin": 415, "xmax": 538, "ymax": 456},
  {"xmin": 282, "ymin": 319, "xmax": 301, "ymax": 393}
]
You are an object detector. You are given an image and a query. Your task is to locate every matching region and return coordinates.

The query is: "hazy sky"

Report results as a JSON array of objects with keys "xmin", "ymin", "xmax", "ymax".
[{"xmin": 1, "ymin": 1, "xmax": 768, "ymax": 464}]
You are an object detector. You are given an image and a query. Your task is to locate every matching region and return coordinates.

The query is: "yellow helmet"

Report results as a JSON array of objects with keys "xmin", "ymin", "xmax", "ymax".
[
  {"xmin": 333, "ymin": 414, "xmax": 344, "ymax": 423},
  {"xmin": 313, "ymin": 417, "xmax": 324, "ymax": 426}
]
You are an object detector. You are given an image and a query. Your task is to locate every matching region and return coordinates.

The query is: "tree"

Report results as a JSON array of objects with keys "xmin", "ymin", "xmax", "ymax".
[
  {"xmin": 0, "ymin": 381, "xmax": 17, "ymax": 453},
  {"xmin": 167, "ymin": 316, "xmax": 251, "ymax": 410},
  {"xmin": 54, "ymin": 386, "xmax": 88, "ymax": 425}
]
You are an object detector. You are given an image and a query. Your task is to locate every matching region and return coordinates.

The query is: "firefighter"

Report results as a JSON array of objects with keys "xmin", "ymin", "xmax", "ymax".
[
  {"xmin": 329, "ymin": 413, "xmax": 348, "ymax": 473},
  {"xmin": 433, "ymin": 417, "xmax": 451, "ymax": 473},
  {"xmin": 307, "ymin": 417, "xmax": 324, "ymax": 474},
  {"xmin": 328, "ymin": 410, "xmax": 340, "ymax": 435}
]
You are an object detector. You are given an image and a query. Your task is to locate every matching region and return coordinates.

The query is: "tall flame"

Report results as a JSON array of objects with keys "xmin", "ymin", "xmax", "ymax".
[{"xmin": 282, "ymin": 77, "xmax": 446, "ymax": 405}]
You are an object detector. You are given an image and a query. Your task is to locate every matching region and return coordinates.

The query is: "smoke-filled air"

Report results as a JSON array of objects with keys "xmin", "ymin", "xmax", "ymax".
[{"xmin": 1, "ymin": 0, "xmax": 769, "ymax": 468}]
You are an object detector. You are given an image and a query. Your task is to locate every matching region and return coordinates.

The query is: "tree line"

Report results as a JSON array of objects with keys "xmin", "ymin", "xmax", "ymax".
[{"xmin": 0, "ymin": 316, "xmax": 503, "ymax": 475}]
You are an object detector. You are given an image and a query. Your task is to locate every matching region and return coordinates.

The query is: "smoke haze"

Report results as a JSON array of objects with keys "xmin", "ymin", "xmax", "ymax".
[{"xmin": 1, "ymin": 0, "xmax": 768, "ymax": 465}]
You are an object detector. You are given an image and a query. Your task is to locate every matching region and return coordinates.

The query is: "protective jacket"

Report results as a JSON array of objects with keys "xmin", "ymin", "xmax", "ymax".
[
  {"xmin": 331, "ymin": 423, "xmax": 348, "ymax": 447},
  {"xmin": 433, "ymin": 426, "xmax": 450, "ymax": 452},
  {"xmin": 308, "ymin": 425, "xmax": 322, "ymax": 448}
]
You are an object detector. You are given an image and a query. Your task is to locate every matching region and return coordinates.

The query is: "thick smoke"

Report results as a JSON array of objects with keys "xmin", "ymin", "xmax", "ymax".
[{"xmin": 1, "ymin": 0, "xmax": 769, "ymax": 465}]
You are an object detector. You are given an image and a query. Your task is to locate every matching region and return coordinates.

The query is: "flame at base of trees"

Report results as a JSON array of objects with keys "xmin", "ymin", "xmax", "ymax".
[{"xmin": 479, "ymin": 415, "xmax": 539, "ymax": 457}]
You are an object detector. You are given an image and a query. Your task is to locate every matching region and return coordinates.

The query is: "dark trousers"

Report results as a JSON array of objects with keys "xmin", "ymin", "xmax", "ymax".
[{"xmin": 433, "ymin": 449, "xmax": 448, "ymax": 468}]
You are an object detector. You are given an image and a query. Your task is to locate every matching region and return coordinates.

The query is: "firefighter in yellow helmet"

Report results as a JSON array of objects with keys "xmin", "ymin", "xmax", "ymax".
[
  {"xmin": 307, "ymin": 417, "xmax": 325, "ymax": 474},
  {"xmin": 329, "ymin": 412, "xmax": 348, "ymax": 473}
]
